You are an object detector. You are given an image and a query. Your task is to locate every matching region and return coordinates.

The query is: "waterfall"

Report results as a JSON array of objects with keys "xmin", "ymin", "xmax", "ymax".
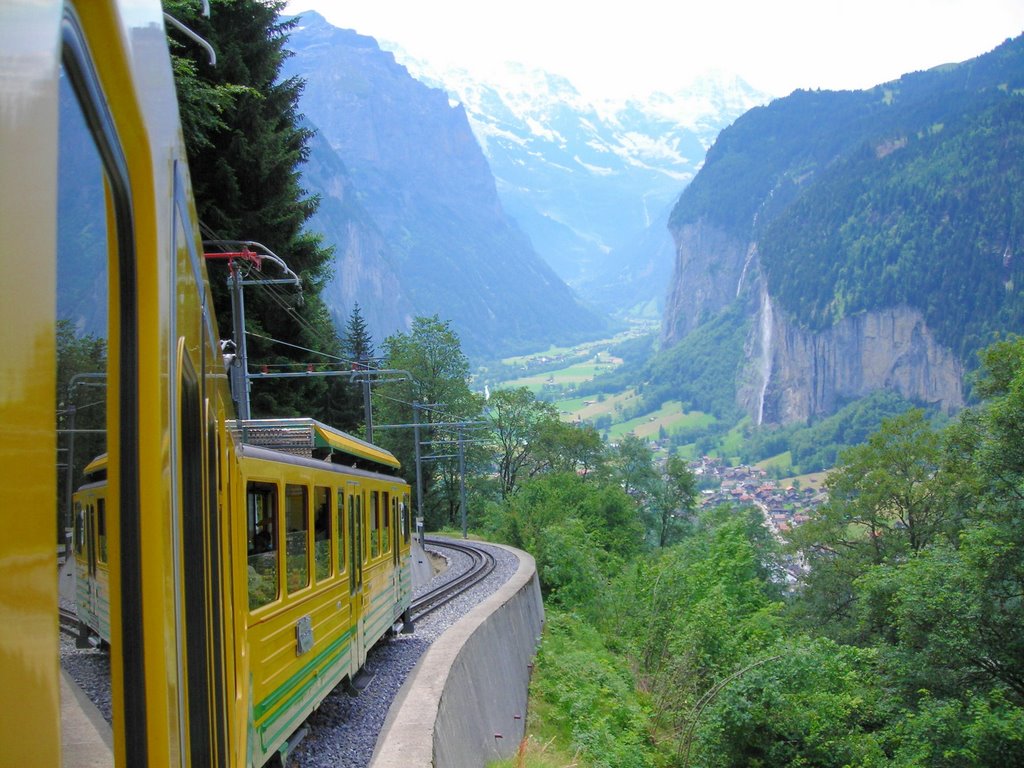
[
  {"xmin": 736, "ymin": 242, "xmax": 757, "ymax": 297},
  {"xmin": 756, "ymin": 285, "xmax": 774, "ymax": 426}
]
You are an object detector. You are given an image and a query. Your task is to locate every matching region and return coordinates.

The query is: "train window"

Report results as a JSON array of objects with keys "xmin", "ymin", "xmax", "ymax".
[
  {"xmin": 314, "ymin": 486, "xmax": 331, "ymax": 582},
  {"xmin": 247, "ymin": 482, "xmax": 279, "ymax": 610},
  {"xmin": 285, "ymin": 484, "xmax": 310, "ymax": 593},
  {"xmin": 381, "ymin": 492, "xmax": 391, "ymax": 554},
  {"xmin": 336, "ymin": 489, "xmax": 346, "ymax": 575},
  {"xmin": 355, "ymin": 493, "xmax": 364, "ymax": 566},
  {"xmin": 96, "ymin": 498, "xmax": 107, "ymax": 564},
  {"xmin": 402, "ymin": 493, "xmax": 411, "ymax": 544},
  {"xmin": 369, "ymin": 491, "xmax": 380, "ymax": 558},
  {"xmin": 74, "ymin": 502, "xmax": 84, "ymax": 554},
  {"xmin": 348, "ymin": 491, "xmax": 362, "ymax": 595}
]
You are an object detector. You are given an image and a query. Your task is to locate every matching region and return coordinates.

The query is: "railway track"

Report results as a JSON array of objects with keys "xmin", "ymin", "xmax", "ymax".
[
  {"xmin": 409, "ymin": 537, "xmax": 496, "ymax": 624},
  {"xmin": 59, "ymin": 606, "xmax": 80, "ymax": 640}
]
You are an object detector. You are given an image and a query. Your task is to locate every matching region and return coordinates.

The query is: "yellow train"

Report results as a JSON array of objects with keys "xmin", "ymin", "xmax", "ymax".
[{"xmin": 1, "ymin": 1, "xmax": 412, "ymax": 765}]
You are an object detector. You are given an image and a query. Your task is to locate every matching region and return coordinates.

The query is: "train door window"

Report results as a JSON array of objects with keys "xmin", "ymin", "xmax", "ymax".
[
  {"xmin": 348, "ymin": 490, "xmax": 362, "ymax": 595},
  {"xmin": 402, "ymin": 493, "xmax": 411, "ymax": 544},
  {"xmin": 354, "ymin": 493, "xmax": 364, "ymax": 566},
  {"xmin": 381, "ymin": 492, "xmax": 391, "ymax": 555},
  {"xmin": 285, "ymin": 484, "xmax": 310, "ymax": 593},
  {"xmin": 85, "ymin": 505, "xmax": 97, "ymax": 577},
  {"xmin": 314, "ymin": 486, "xmax": 331, "ymax": 582},
  {"xmin": 336, "ymin": 488, "xmax": 346, "ymax": 576},
  {"xmin": 369, "ymin": 491, "xmax": 380, "ymax": 558},
  {"xmin": 96, "ymin": 497, "xmax": 107, "ymax": 564},
  {"xmin": 391, "ymin": 496, "xmax": 399, "ymax": 565},
  {"xmin": 247, "ymin": 481, "xmax": 279, "ymax": 610},
  {"xmin": 74, "ymin": 502, "xmax": 84, "ymax": 555}
]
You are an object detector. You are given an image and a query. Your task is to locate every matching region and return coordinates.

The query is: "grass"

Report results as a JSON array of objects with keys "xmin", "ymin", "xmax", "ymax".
[
  {"xmin": 607, "ymin": 402, "xmax": 714, "ymax": 440},
  {"xmin": 503, "ymin": 355, "xmax": 621, "ymax": 393},
  {"xmin": 553, "ymin": 389, "xmax": 641, "ymax": 420},
  {"xmin": 756, "ymin": 450, "xmax": 793, "ymax": 475}
]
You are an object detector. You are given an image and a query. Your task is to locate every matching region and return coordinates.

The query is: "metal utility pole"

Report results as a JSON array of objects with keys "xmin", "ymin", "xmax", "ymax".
[
  {"xmin": 457, "ymin": 425, "xmax": 468, "ymax": 539},
  {"xmin": 204, "ymin": 241, "xmax": 300, "ymax": 420},
  {"xmin": 413, "ymin": 401, "xmax": 424, "ymax": 527},
  {"xmin": 361, "ymin": 356, "xmax": 373, "ymax": 442},
  {"xmin": 228, "ymin": 261, "xmax": 250, "ymax": 418}
]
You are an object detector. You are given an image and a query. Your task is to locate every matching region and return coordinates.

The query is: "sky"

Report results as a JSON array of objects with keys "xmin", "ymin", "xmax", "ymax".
[{"xmin": 284, "ymin": 0, "xmax": 1024, "ymax": 100}]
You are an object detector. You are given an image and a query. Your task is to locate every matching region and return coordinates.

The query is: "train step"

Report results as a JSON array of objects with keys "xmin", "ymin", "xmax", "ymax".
[{"xmin": 344, "ymin": 668, "xmax": 375, "ymax": 697}]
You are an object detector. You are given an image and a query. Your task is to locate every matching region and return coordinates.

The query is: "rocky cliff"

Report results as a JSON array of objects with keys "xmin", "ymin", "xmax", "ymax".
[
  {"xmin": 737, "ymin": 283, "xmax": 964, "ymax": 424},
  {"xmin": 664, "ymin": 221, "xmax": 965, "ymax": 424}
]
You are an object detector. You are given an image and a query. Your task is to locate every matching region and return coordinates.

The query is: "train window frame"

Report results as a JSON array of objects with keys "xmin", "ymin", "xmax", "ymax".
[
  {"xmin": 369, "ymin": 490, "xmax": 380, "ymax": 558},
  {"xmin": 402, "ymin": 493, "xmax": 411, "ymax": 545},
  {"xmin": 247, "ymin": 481, "xmax": 280, "ymax": 610},
  {"xmin": 335, "ymin": 487, "xmax": 347, "ymax": 577},
  {"xmin": 61, "ymin": 6, "xmax": 145, "ymax": 760},
  {"xmin": 285, "ymin": 483, "xmax": 310, "ymax": 594},
  {"xmin": 381, "ymin": 491, "xmax": 391, "ymax": 555},
  {"xmin": 74, "ymin": 501, "xmax": 85, "ymax": 555},
  {"xmin": 313, "ymin": 485, "xmax": 331, "ymax": 582},
  {"xmin": 96, "ymin": 497, "xmax": 107, "ymax": 564}
]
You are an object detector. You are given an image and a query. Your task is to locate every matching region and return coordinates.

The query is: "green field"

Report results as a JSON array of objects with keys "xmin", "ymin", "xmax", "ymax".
[
  {"xmin": 492, "ymin": 324, "xmax": 725, "ymax": 448},
  {"xmin": 607, "ymin": 401, "xmax": 715, "ymax": 440},
  {"xmin": 502, "ymin": 353, "xmax": 621, "ymax": 393}
]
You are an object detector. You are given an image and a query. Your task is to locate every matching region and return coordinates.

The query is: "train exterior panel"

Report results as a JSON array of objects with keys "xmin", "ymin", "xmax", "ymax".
[
  {"xmin": 73, "ymin": 476, "xmax": 112, "ymax": 645},
  {"xmin": 0, "ymin": 1, "xmax": 413, "ymax": 765}
]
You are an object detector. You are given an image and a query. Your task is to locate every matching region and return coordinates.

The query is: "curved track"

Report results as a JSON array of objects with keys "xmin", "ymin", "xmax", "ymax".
[
  {"xmin": 59, "ymin": 607, "xmax": 80, "ymax": 640},
  {"xmin": 409, "ymin": 538, "xmax": 496, "ymax": 624}
]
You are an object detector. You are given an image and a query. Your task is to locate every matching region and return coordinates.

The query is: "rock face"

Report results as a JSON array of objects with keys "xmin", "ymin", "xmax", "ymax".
[
  {"xmin": 745, "ymin": 299, "xmax": 964, "ymax": 424},
  {"xmin": 665, "ymin": 221, "xmax": 965, "ymax": 424},
  {"xmin": 661, "ymin": 220, "xmax": 754, "ymax": 344}
]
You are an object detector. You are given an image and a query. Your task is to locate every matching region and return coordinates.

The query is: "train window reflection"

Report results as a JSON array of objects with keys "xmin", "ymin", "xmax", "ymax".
[
  {"xmin": 314, "ymin": 486, "xmax": 330, "ymax": 582},
  {"xmin": 247, "ymin": 482, "xmax": 278, "ymax": 610},
  {"xmin": 285, "ymin": 484, "xmax": 309, "ymax": 593}
]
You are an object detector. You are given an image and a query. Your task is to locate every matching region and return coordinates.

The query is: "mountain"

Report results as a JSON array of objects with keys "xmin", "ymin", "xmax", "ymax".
[
  {"xmin": 282, "ymin": 12, "xmax": 607, "ymax": 358},
  {"xmin": 390, "ymin": 57, "xmax": 768, "ymax": 316},
  {"xmin": 660, "ymin": 34, "xmax": 1024, "ymax": 424}
]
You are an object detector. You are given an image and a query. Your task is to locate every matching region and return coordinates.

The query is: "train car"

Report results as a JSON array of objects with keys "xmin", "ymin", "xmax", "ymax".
[
  {"xmin": 0, "ymin": 1, "xmax": 411, "ymax": 765},
  {"xmin": 72, "ymin": 454, "xmax": 112, "ymax": 646},
  {"xmin": 232, "ymin": 419, "xmax": 412, "ymax": 766},
  {"xmin": 70, "ymin": 420, "xmax": 413, "ymax": 766}
]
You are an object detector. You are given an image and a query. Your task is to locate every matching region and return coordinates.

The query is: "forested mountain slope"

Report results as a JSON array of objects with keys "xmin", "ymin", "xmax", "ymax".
[{"xmin": 661, "ymin": 34, "xmax": 1024, "ymax": 424}]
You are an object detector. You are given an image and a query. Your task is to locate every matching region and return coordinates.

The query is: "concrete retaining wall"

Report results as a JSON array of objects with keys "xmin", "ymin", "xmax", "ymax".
[{"xmin": 370, "ymin": 543, "xmax": 545, "ymax": 767}]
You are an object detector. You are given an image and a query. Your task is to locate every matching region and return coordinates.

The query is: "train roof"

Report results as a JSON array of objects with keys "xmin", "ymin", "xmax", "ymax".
[
  {"xmin": 228, "ymin": 417, "xmax": 401, "ymax": 471},
  {"xmin": 82, "ymin": 453, "xmax": 108, "ymax": 479}
]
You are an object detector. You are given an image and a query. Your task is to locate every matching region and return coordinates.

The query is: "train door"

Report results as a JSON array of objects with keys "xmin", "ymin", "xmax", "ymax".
[
  {"xmin": 81, "ymin": 502, "xmax": 98, "ymax": 631},
  {"xmin": 178, "ymin": 350, "xmax": 229, "ymax": 766},
  {"xmin": 346, "ymin": 483, "xmax": 364, "ymax": 669}
]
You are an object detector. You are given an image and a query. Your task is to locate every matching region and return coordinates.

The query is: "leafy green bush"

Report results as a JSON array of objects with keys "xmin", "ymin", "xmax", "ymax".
[{"xmin": 530, "ymin": 611, "xmax": 656, "ymax": 768}]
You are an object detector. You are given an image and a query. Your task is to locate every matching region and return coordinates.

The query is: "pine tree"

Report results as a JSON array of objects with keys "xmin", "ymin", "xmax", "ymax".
[
  {"xmin": 165, "ymin": 0, "xmax": 341, "ymax": 421},
  {"xmin": 342, "ymin": 303, "xmax": 375, "ymax": 365},
  {"xmin": 336, "ymin": 303, "xmax": 375, "ymax": 433}
]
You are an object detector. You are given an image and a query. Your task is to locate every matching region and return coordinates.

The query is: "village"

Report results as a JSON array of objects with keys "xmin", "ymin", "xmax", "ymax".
[{"xmin": 689, "ymin": 456, "xmax": 826, "ymax": 580}]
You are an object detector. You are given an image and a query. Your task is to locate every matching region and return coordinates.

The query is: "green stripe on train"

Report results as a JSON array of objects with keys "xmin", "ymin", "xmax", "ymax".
[
  {"xmin": 253, "ymin": 627, "xmax": 354, "ymax": 723},
  {"xmin": 256, "ymin": 643, "xmax": 354, "ymax": 754}
]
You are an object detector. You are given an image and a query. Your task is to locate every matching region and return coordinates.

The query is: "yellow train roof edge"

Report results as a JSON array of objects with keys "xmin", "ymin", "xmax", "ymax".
[{"xmin": 227, "ymin": 417, "xmax": 401, "ymax": 470}]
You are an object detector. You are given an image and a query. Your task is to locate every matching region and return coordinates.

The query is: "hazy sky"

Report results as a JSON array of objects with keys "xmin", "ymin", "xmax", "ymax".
[{"xmin": 284, "ymin": 1, "xmax": 1024, "ymax": 99}]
